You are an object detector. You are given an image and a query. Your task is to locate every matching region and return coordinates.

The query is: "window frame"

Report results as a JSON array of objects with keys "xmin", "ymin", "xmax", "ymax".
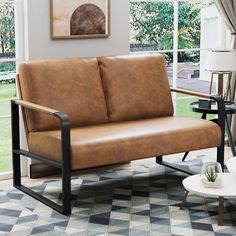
[
  {"xmin": 130, "ymin": 0, "xmax": 228, "ymax": 103},
  {"xmin": 0, "ymin": 0, "xmax": 27, "ymax": 180}
]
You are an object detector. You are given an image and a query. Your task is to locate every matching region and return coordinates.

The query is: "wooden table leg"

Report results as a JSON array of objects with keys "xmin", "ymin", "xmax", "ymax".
[
  {"xmin": 180, "ymin": 190, "xmax": 188, "ymax": 209},
  {"xmin": 218, "ymin": 197, "xmax": 224, "ymax": 226}
]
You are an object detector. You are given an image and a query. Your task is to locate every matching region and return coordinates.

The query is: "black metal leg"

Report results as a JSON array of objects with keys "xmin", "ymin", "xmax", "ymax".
[
  {"xmin": 62, "ymin": 168, "xmax": 71, "ymax": 214},
  {"xmin": 217, "ymin": 143, "xmax": 225, "ymax": 171},
  {"xmin": 156, "ymin": 157, "xmax": 195, "ymax": 175},
  {"xmin": 181, "ymin": 113, "xmax": 206, "ymax": 162},
  {"xmin": 57, "ymin": 112, "xmax": 71, "ymax": 214},
  {"xmin": 225, "ymin": 117, "xmax": 236, "ymax": 156},
  {"xmin": 201, "ymin": 113, "xmax": 207, "ymax": 119},
  {"xmin": 182, "ymin": 152, "xmax": 189, "ymax": 162},
  {"xmin": 11, "ymin": 101, "xmax": 72, "ymax": 215},
  {"xmin": 156, "ymin": 156, "xmax": 163, "ymax": 163},
  {"xmin": 217, "ymin": 118, "xmax": 225, "ymax": 171},
  {"xmin": 11, "ymin": 102, "xmax": 21, "ymax": 186},
  {"xmin": 213, "ymin": 96, "xmax": 225, "ymax": 172},
  {"xmin": 218, "ymin": 197, "xmax": 224, "ymax": 226}
]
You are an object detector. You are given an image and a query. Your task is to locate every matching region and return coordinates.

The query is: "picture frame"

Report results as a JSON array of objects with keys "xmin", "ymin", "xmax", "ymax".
[{"xmin": 50, "ymin": 0, "xmax": 110, "ymax": 39}]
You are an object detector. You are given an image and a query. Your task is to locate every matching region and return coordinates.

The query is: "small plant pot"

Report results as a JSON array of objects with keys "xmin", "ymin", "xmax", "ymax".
[{"xmin": 200, "ymin": 162, "xmax": 223, "ymax": 188}]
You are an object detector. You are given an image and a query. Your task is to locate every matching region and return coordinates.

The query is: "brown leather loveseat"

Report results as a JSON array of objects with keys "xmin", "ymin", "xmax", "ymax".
[{"xmin": 11, "ymin": 54, "xmax": 225, "ymax": 215}]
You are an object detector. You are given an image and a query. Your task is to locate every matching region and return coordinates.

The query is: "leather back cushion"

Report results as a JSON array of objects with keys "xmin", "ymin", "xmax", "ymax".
[
  {"xmin": 98, "ymin": 54, "xmax": 173, "ymax": 122},
  {"xmin": 19, "ymin": 58, "xmax": 108, "ymax": 132}
]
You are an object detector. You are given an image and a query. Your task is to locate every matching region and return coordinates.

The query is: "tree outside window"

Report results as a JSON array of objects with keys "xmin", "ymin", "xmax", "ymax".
[{"xmin": 130, "ymin": 0, "xmax": 216, "ymax": 116}]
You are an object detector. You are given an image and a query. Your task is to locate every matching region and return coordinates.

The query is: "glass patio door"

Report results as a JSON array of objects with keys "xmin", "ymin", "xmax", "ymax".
[{"xmin": 0, "ymin": 0, "xmax": 26, "ymax": 179}]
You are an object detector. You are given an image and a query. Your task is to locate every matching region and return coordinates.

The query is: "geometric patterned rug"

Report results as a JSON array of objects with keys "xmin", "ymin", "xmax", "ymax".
[{"xmin": 0, "ymin": 160, "xmax": 236, "ymax": 235}]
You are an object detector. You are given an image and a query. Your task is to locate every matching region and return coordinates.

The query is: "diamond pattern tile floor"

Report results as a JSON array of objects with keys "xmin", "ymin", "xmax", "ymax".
[{"xmin": 0, "ymin": 159, "xmax": 236, "ymax": 235}]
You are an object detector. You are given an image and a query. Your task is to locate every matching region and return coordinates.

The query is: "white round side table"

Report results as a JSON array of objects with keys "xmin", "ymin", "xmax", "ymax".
[{"xmin": 182, "ymin": 173, "xmax": 236, "ymax": 226}]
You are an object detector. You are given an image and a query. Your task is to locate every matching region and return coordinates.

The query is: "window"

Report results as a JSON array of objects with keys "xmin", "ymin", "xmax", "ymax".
[
  {"xmin": 130, "ymin": 0, "xmax": 226, "ymax": 116},
  {"xmin": 0, "ymin": 0, "xmax": 16, "ymax": 175},
  {"xmin": 130, "ymin": 1, "xmax": 174, "ymax": 52}
]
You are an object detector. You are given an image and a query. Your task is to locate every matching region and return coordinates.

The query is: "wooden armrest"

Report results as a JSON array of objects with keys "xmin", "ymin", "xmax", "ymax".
[
  {"xmin": 13, "ymin": 100, "xmax": 59, "ymax": 116},
  {"xmin": 170, "ymin": 87, "xmax": 210, "ymax": 99}
]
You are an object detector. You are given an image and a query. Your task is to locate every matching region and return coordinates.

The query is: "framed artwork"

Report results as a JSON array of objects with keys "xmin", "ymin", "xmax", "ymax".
[{"xmin": 50, "ymin": 0, "xmax": 110, "ymax": 39}]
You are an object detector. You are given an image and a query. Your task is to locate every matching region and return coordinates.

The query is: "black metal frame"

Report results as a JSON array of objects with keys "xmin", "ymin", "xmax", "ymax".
[
  {"xmin": 156, "ymin": 95, "xmax": 226, "ymax": 174},
  {"xmin": 11, "ymin": 100, "xmax": 71, "ymax": 215},
  {"xmin": 11, "ymin": 94, "xmax": 225, "ymax": 214}
]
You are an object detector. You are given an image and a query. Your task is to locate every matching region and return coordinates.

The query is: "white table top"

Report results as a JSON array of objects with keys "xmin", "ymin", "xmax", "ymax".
[
  {"xmin": 183, "ymin": 173, "xmax": 236, "ymax": 198},
  {"xmin": 226, "ymin": 158, "xmax": 236, "ymax": 173}
]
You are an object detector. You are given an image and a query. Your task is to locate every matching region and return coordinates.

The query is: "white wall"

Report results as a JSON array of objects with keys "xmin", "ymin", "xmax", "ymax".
[
  {"xmin": 17, "ymin": 0, "xmax": 130, "ymax": 176},
  {"xmin": 24, "ymin": 0, "xmax": 130, "ymax": 60}
]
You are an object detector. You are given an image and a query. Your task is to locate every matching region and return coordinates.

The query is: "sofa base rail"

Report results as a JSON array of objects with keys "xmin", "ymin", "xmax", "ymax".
[
  {"xmin": 13, "ymin": 149, "xmax": 62, "ymax": 168},
  {"xmin": 14, "ymin": 184, "xmax": 66, "ymax": 214},
  {"xmin": 156, "ymin": 156, "xmax": 195, "ymax": 175},
  {"xmin": 12, "ymin": 148, "xmax": 71, "ymax": 215}
]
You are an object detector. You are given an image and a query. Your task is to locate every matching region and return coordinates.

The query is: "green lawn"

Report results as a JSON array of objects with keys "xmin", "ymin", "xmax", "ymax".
[
  {"xmin": 0, "ymin": 83, "xmax": 16, "ymax": 100},
  {"xmin": 0, "ymin": 100, "xmax": 11, "ymax": 116},
  {"xmin": 175, "ymin": 93, "xmax": 215, "ymax": 119},
  {"xmin": 0, "ymin": 118, "xmax": 12, "ymax": 172},
  {"xmin": 0, "ymin": 83, "xmax": 16, "ymax": 172},
  {"xmin": 175, "ymin": 94, "xmax": 201, "ymax": 118}
]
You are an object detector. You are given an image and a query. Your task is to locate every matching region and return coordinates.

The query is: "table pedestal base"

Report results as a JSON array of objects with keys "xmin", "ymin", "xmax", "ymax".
[{"xmin": 218, "ymin": 197, "xmax": 224, "ymax": 226}]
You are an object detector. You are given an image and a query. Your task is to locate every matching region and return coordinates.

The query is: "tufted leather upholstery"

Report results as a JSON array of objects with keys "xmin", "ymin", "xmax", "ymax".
[
  {"xmin": 28, "ymin": 117, "xmax": 221, "ymax": 170},
  {"xmin": 98, "ymin": 54, "xmax": 173, "ymax": 122},
  {"xmin": 19, "ymin": 58, "xmax": 108, "ymax": 132}
]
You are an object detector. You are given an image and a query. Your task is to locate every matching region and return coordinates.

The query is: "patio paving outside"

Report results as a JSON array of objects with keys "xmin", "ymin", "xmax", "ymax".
[
  {"xmin": 169, "ymin": 76, "xmax": 216, "ymax": 94},
  {"xmin": 166, "ymin": 63, "xmax": 216, "ymax": 94}
]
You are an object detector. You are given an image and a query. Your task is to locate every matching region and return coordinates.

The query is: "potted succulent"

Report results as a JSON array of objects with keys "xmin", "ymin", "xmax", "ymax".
[{"xmin": 201, "ymin": 162, "xmax": 222, "ymax": 188}]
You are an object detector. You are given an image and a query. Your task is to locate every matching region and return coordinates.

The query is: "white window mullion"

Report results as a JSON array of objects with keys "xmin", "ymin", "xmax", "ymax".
[
  {"xmin": 173, "ymin": 0, "xmax": 179, "ymax": 89},
  {"xmin": 172, "ymin": 0, "xmax": 179, "ymax": 114},
  {"xmin": 15, "ymin": 0, "xmax": 28, "ymax": 178},
  {"xmin": 15, "ymin": 0, "xmax": 27, "ymax": 67}
]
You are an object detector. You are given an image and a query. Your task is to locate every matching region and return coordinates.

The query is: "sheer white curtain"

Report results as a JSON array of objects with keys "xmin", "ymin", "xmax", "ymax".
[{"xmin": 214, "ymin": 0, "xmax": 236, "ymax": 142}]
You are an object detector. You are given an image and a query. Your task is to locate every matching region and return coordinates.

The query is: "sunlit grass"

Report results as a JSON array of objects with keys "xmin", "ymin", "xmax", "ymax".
[
  {"xmin": 175, "ymin": 93, "xmax": 215, "ymax": 119},
  {"xmin": 0, "ymin": 83, "xmax": 16, "ymax": 172},
  {"xmin": 0, "ymin": 83, "xmax": 16, "ymax": 101},
  {"xmin": 0, "ymin": 118, "xmax": 12, "ymax": 172}
]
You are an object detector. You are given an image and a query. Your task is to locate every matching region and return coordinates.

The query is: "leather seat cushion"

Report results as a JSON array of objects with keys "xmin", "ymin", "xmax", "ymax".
[
  {"xmin": 98, "ymin": 54, "xmax": 174, "ymax": 122},
  {"xmin": 28, "ymin": 117, "xmax": 221, "ymax": 170},
  {"xmin": 19, "ymin": 58, "xmax": 108, "ymax": 132}
]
